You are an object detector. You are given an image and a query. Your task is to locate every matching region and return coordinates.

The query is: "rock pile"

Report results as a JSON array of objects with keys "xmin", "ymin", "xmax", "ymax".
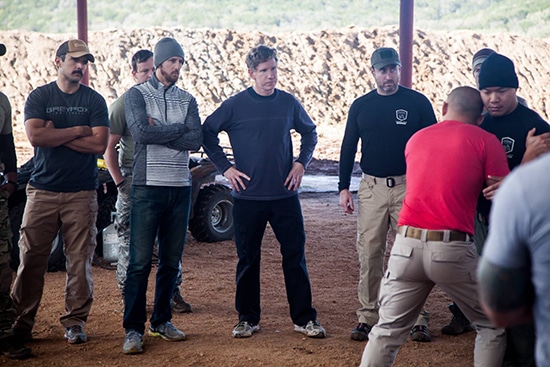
[{"xmin": 1, "ymin": 26, "xmax": 549, "ymax": 163}]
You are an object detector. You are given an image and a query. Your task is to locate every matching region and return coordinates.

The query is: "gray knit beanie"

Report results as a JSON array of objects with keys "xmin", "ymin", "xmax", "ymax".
[
  {"xmin": 472, "ymin": 47, "xmax": 495, "ymax": 70},
  {"xmin": 153, "ymin": 37, "xmax": 185, "ymax": 68}
]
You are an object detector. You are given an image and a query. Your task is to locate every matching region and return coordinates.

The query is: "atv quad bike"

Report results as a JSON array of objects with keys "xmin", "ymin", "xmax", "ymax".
[{"xmin": 8, "ymin": 151, "xmax": 233, "ymax": 271}]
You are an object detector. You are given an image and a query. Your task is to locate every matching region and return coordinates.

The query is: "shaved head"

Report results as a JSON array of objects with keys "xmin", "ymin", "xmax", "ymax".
[{"xmin": 445, "ymin": 86, "xmax": 483, "ymax": 124}]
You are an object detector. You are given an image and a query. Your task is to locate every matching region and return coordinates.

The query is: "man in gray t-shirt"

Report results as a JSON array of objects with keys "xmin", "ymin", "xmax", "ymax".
[{"xmin": 479, "ymin": 152, "xmax": 550, "ymax": 367}]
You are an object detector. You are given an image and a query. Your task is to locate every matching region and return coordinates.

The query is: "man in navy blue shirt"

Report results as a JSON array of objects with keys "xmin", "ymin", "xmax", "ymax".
[{"xmin": 202, "ymin": 45, "xmax": 325, "ymax": 339}]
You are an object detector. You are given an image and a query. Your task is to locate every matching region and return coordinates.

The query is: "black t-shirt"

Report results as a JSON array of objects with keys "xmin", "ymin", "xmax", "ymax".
[
  {"xmin": 477, "ymin": 103, "xmax": 550, "ymax": 216},
  {"xmin": 24, "ymin": 81, "xmax": 109, "ymax": 192},
  {"xmin": 338, "ymin": 86, "xmax": 437, "ymax": 191}
]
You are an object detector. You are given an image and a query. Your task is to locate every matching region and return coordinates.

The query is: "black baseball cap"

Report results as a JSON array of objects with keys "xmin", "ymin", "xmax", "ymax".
[
  {"xmin": 55, "ymin": 39, "xmax": 95, "ymax": 63},
  {"xmin": 371, "ymin": 47, "xmax": 401, "ymax": 69}
]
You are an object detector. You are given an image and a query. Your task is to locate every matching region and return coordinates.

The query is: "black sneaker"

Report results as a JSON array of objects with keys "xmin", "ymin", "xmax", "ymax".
[
  {"xmin": 0, "ymin": 336, "xmax": 33, "ymax": 360},
  {"xmin": 441, "ymin": 303, "xmax": 473, "ymax": 336},
  {"xmin": 410, "ymin": 325, "xmax": 432, "ymax": 342},
  {"xmin": 172, "ymin": 289, "xmax": 193, "ymax": 313},
  {"xmin": 351, "ymin": 323, "xmax": 372, "ymax": 341},
  {"xmin": 13, "ymin": 329, "xmax": 33, "ymax": 343}
]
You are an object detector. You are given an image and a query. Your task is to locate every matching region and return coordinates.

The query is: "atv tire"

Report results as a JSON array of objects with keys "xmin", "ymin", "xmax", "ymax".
[{"xmin": 189, "ymin": 184, "xmax": 234, "ymax": 243}]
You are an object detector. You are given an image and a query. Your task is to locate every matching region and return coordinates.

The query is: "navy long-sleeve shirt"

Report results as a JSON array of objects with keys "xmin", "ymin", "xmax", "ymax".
[{"xmin": 202, "ymin": 87, "xmax": 317, "ymax": 200}]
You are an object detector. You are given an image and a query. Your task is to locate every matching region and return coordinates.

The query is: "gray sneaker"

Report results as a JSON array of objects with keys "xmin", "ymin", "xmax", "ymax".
[
  {"xmin": 123, "ymin": 330, "xmax": 143, "ymax": 354},
  {"xmin": 64, "ymin": 325, "xmax": 88, "ymax": 344},
  {"xmin": 232, "ymin": 321, "xmax": 260, "ymax": 338},
  {"xmin": 294, "ymin": 320, "xmax": 326, "ymax": 338},
  {"xmin": 148, "ymin": 321, "xmax": 186, "ymax": 341}
]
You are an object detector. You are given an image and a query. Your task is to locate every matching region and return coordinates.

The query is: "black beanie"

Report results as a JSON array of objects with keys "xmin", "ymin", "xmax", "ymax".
[
  {"xmin": 154, "ymin": 37, "xmax": 185, "ymax": 68},
  {"xmin": 478, "ymin": 53, "xmax": 519, "ymax": 90}
]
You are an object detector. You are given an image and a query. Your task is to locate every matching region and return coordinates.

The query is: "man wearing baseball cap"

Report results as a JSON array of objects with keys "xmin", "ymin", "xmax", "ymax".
[
  {"xmin": 338, "ymin": 47, "xmax": 437, "ymax": 342},
  {"xmin": 55, "ymin": 39, "xmax": 95, "ymax": 63},
  {"xmin": 121, "ymin": 37, "xmax": 202, "ymax": 354},
  {"xmin": 11, "ymin": 39, "xmax": 109, "ymax": 346},
  {"xmin": 476, "ymin": 52, "xmax": 550, "ymax": 366}
]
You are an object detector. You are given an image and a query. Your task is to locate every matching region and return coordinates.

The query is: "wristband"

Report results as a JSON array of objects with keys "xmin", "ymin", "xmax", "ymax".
[{"xmin": 116, "ymin": 180, "xmax": 126, "ymax": 188}]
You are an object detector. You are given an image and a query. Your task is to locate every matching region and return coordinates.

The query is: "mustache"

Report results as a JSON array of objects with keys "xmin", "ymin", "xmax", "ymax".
[{"xmin": 73, "ymin": 70, "xmax": 83, "ymax": 76}]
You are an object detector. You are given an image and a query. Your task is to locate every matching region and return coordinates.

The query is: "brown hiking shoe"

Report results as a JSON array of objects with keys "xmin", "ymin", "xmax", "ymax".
[{"xmin": 172, "ymin": 289, "xmax": 193, "ymax": 313}]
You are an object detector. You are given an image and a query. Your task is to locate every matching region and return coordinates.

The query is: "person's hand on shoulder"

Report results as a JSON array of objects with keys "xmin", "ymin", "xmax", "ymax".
[{"xmin": 522, "ymin": 128, "xmax": 550, "ymax": 164}]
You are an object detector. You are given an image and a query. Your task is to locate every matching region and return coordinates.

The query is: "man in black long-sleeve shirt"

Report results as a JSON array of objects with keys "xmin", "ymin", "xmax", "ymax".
[
  {"xmin": 338, "ymin": 47, "xmax": 437, "ymax": 342},
  {"xmin": 202, "ymin": 45, "xmax": 325, "ymax": 339}
]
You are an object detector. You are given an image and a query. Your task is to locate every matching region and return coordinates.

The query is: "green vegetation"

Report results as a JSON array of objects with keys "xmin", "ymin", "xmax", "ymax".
[{"xmin": 1, "ymin": 0, "xmax": 549, "ymax": 39}]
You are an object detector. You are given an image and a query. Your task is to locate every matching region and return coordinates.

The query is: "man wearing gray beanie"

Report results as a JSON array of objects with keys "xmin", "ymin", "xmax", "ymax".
[
  {"xmin": 471, "ymin": 47, "xmax": 495, "ymax": 87},
  {"xmin": 476, "ymin": 52, "xmax": 550, "ymax": 366},
  {"xmin": 153, "ymin": 37, "xmax": 185, "ymax": 68},
  {"xmin": 121, "ymin": 37, "xmax": 203, "ymax": 354}
]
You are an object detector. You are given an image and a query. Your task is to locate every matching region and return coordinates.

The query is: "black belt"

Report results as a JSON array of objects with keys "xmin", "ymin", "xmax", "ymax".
[
  {"xmin": 362, "ymin": 174, "xmax": 405, "ymax": 188},
  {"xmin": 397, "ymin": 226, "xmax": 471, "ymax": 243}
]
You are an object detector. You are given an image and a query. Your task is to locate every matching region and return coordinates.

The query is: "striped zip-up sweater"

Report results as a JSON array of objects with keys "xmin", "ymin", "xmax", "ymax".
[{"xmin": 125, "ymin": 73, "xmax": 202, "ymax": 187}]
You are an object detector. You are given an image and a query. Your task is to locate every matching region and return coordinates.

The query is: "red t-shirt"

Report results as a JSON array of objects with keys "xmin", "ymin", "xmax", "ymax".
[{"xmin": 398, "ymin": 120, "xmax": 510, "ymax": 235}]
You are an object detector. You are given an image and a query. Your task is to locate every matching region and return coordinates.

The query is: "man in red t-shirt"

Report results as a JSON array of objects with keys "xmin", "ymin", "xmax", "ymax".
[{"xmin": 360, "ymin": 86, "xmax": 509, "ymax": 367}]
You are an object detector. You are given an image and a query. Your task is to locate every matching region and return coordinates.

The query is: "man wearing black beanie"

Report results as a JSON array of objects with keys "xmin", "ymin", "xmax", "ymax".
[{"xmin": 477, "ymin": 52, "xmax": 550, "ymax": 367}]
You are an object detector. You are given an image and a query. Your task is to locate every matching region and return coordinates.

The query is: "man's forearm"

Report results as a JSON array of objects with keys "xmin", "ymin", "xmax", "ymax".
[
  {"xmin": 64, "ymin": 127, "xmax": 109, "ymax": 155},
  {"xmin": 478, "ymin": 257, "xmax": 534, "ymax": 327},
  {"xmin": 0, "ymin": 133, "xmax": 17, "ymax": 173},
  {"xmin": 165, "ymin": 127, "xmax": 203, "ymax": 151},
  {"xmin": 25, "ymin": 119, "xmax": 90, "ymax": 148},
  {"xmin": 103, "ymin": 135, "xmax": 124, "ymax": 184}
]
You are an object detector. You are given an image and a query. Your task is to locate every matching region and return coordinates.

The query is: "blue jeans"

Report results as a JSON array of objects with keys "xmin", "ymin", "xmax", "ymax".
[
  {"xmin": 123, "ymin": 185, "xmax": 191, "ymax": 334},
  {"xmin": 233, "ymin": 195, "xmax": 316, "ymax": 326}
]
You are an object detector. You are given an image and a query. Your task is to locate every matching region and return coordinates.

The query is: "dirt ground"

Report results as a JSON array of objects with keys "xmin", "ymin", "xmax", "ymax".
[
  {"xmin": 3, "ymin": 24, "xmax": 547, "ymax": 367},
  {"xmin": 2, "ymin": 184, "xmax": 477, "ymax": 367}
]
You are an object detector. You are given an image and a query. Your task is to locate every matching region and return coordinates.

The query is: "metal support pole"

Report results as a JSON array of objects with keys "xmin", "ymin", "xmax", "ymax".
[
  {"xmin": 399, "ymin": 0, "xmax": 414, "ymax": 88},
  {"xmin": 77, "ymin": 0, "xmax": 89, "ymax": 85}
]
